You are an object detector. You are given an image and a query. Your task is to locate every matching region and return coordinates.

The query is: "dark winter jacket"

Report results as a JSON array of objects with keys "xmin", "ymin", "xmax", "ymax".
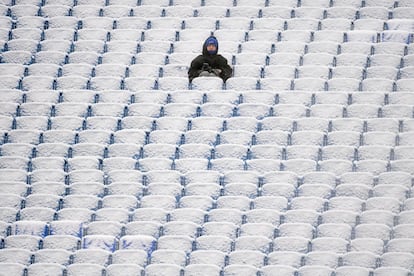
[{"xmin": 188, "ymin": 36, "xmax": 233, "ymax": 82}]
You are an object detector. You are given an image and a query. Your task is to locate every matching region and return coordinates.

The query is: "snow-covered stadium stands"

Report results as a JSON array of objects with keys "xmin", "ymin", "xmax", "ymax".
[{"xmin": 0, "ymin": 0, "xmax": 413, "ymax": 275}]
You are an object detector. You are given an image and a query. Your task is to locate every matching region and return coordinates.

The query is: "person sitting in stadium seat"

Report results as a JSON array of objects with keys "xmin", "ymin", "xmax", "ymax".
[{"xmin": 188, "ymin": 35, "xmax": 233, "ymax": 83}]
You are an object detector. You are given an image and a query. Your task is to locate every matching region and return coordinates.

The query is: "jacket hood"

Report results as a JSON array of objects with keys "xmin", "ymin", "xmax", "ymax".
[{"xmin": 203, "ymin": 36, "xmax": 219, "ymax": 55}]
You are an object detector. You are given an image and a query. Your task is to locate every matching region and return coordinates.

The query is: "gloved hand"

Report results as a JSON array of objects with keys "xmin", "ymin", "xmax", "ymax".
[{"xmin": 201, "ymin": 63, "xmax": 211, "ymax": 72}]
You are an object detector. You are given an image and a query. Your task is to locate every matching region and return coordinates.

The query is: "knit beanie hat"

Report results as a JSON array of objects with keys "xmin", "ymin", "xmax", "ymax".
[{"xmin": 205, "ymin": 36, "xmax": 218, "ymax": 55}]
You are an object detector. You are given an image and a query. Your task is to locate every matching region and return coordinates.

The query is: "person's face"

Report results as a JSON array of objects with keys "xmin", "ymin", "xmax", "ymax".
[{"xmin": 207, "ymin": 44, "xmax": 217, "ymax": 52}]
